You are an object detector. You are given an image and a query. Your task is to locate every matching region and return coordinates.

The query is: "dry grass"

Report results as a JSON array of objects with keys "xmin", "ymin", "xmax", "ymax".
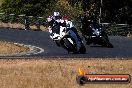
[
  {"xmin": 127, "ymin": 32, "xmax": 132, "ymax": 38},
  {"xmin": 0, "ymin": 22, "xmax": 47, "ymax": 31},
  {"xmin": 29, "ymin": 25, "xmax": 48, "ymax": 31},
  {"xmin": 0, "ymin": 22, "xmax": 24, "ymax": 29},
  {"xmin": 0, "ymin": 59, "xmax": 131, "ymax": 88},
  {"xmin": 0, "ymin": 41, "xmax": 29, "ymax": 54}
]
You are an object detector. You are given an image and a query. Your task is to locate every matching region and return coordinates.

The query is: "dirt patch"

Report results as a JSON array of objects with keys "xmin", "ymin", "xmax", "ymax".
[
  {"xmin": 0, "ymin": 41, "xmax": 29, "ymax": 55},
  {"xmin": 0, "ymin": 59, "xmax": 131, "ymax": 88}
]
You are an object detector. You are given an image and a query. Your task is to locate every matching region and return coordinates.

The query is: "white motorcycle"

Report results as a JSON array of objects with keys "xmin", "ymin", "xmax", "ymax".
[{"xmin": 49, "ymin": 25, "xmax": 86, "ymax": 54}]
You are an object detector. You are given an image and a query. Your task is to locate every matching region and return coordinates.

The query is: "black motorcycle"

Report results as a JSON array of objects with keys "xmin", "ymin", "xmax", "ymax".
[{"xmin": 81, "ymin": 21, "xmax": 113, "ymax": 48}]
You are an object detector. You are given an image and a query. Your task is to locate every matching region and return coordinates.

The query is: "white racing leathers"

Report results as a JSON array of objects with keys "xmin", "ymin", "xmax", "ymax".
[{"xmin": 48, "ymin": 19, "xmax": 81, "ymax": 52}]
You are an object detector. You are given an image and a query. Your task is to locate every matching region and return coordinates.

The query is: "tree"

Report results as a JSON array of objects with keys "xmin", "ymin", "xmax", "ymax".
[
  {"xmin": 0, "ymin": 0, "xmax": 131, "ymax": 24},
  {"xmin": 102, "ymin": 0, "xmax": 132, "ymax": 24},
  {"xmin": 0, "ymin": 0, "xmax": 55, "ymax": 16}
]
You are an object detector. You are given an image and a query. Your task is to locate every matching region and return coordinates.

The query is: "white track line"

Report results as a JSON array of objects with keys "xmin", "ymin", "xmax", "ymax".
[{"xmin": 0, "ymin": 42, "xmax": 44, "ymax": 56}]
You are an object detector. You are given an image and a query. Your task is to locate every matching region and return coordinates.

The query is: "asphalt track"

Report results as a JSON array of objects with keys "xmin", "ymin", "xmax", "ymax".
[{"xmin": 0, "ymin": 28, "xmax": 132, "ymax": 59}]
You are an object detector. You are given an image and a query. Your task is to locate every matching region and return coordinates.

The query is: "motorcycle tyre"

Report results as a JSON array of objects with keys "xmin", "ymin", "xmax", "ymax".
[
  {"xmin": 63, "ymin": 37, "xmax": 78, "ymax": 53},
  {"xmin": 79, "ymin": 43, "xmax": 86, "ymax": 54},
  {"xmin": 101, "ymin": 37, "xmax": 113, "ymax": 48}
]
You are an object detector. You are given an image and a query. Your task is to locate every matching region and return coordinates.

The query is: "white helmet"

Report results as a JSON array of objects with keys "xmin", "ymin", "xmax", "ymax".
[
  {"xmin": 47, "ymin": 16, "xmax": 52, "ymax": 22},
  {"xmin": 53, "ymin": 12, "xmax": 60, "ymax": 17}
]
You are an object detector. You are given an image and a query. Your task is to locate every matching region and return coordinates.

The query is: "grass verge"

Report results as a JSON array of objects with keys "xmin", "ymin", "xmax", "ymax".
[
  {"xmin": 0, "ymin": 41, "xmax": 29, "ymax": 55},
  {"xmin": 0, "ymin": 59, "xmax": 131, "ymax": 88},
  {"xmin": 0, "ymin": 22, "xmax": 47, "ymax": 31}
]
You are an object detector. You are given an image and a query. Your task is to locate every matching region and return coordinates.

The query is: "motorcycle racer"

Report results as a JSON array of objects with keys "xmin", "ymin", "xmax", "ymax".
[{"xmin": 47, "ymin": 12, "xmax": 82, "ymax": 52}]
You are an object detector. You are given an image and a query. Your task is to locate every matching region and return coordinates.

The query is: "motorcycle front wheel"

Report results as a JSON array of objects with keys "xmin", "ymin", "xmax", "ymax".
[{"xmin": 62, "ymin": 37, "xmax": 78, "ymax": 53}]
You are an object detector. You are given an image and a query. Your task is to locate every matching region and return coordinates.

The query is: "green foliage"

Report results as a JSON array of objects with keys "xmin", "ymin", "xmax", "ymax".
[
  {"xmin": 102, "ymin": 0, "xmax": 132, "ymax": 24},
  {"xmin": 0, "ymin": 0, "xmax": 55, "ymax": 16},
  {"xmin": 0, "ymin": 0, "xmax": 131, "ymax": 24}
]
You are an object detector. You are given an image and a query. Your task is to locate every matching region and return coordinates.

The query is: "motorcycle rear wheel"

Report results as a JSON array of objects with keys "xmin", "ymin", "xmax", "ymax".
[
  {"xmin": 101, "ymin": 37, "xmax": 113, "ymax": 48},
  {"xmin": 79, "ymin": 43, "xmax": 86, "ymax": 54}
]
